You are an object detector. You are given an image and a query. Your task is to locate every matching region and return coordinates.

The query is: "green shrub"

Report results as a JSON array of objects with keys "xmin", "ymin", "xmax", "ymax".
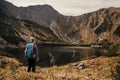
[
  {"xmin": 107, "ymin": 43, "xmax": 120, "ymax": 57},
  {"xmin": 111, "ymin": 58, "xmax": 120, "ymax": 80},
  {"xmin": 115, "ymin": 62, "xmax": 120, "ymax": 79}
]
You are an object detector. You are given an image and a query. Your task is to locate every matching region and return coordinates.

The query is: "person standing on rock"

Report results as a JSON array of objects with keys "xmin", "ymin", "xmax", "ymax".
[{"xmin": 24, "ymin": 37, "xmax": 39, "ymax": 72}]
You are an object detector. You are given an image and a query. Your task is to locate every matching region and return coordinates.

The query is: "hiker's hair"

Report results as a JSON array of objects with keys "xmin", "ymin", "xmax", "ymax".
[
  {"xmin": 30, "ymin": 37, "xmax": 35, "ymax": 43},
  {"xmin": 31, "ymin": 39, "xmax": 34, "ymax": 42}
]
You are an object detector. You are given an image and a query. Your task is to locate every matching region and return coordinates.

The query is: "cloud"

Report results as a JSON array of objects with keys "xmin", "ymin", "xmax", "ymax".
[
  {"xmin": 6, "ymin": 0, "xmax": 120, "ymax": 16},
  {"xmin": 49, "ymin": 0, "xmax": 120, "ymax": 15}
]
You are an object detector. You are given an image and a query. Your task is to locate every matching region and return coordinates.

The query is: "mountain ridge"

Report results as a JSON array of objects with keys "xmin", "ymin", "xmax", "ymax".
[{"xmin": 0, "ymin": 0, "xmax": 120, "ymax": 44}]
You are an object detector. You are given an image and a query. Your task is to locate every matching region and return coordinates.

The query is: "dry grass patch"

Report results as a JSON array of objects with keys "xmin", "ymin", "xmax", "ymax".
[{"xmin": 0, "ymin": 56, "xmax": 119, "ymax": 80}]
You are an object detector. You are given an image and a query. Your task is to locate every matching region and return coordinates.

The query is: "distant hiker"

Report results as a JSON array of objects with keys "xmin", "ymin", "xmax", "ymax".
[{"xmin": 24, "ymin": 37, "xmax": 39, "ymax": 72}]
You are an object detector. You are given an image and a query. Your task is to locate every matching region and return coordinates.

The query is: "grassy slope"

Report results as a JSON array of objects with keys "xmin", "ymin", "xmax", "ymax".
[{"xmin": 0, "ymin": 52, "xmax": 119, "ymax": 80}]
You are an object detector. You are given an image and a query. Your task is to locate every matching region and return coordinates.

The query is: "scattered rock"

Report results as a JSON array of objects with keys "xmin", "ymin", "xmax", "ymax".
[
  {"xmin": 1, "ymin": 57, "xmax": 9, "ymax": 64},
  {"xmin": 0, "ymin": 57, "xmax": 9, "ymax": 68},
  {"xmin": 74, "ymin": 62, "xmax": 85, "ymax": 70}
]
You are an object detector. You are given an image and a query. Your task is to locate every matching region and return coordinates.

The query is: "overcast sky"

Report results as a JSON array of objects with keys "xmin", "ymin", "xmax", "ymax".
[{"xmin": 6, "ymin": 0, "xmax": 120, "ymax": 16}]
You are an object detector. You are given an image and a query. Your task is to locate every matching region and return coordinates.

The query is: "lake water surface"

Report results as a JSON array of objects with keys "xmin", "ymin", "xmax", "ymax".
[
  {"xmin": 7, "ymin": 45, "xmax": 108, "ymax": 67},
  {"xmin": 37, "ymin": 45, "xmax": 108, "ymax": 66}
]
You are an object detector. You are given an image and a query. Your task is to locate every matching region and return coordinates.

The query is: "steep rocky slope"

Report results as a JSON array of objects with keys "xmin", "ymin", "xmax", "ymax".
[
  {"xmin": 0, "ymin": 0, "xmax": 64, "ymax": 26},
  {"xmin": 67, "ymin": 7, "xmax": 120, "ymax": 43},
  {"xmin": 0, "ymin": 8, "xmax": 60, "ymax": 48},
  {"xmin": 0, "ymin": 0, "xmax": 70, "ymax": 43}
]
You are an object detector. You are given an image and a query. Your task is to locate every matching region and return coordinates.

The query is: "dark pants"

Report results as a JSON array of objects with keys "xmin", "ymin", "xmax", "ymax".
[{"xmin": 27, "ymin": 58, "xmax": 36, "ymax": 72}]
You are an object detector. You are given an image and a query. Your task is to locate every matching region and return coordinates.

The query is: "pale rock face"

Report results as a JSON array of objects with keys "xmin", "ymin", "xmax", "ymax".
[{"xmin": 49, "ymin": 21, "xmax": 72, "ymax": 43}]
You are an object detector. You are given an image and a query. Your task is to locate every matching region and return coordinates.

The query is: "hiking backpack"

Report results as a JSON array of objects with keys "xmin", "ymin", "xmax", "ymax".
[{"xmin": 24, "ymin": 43, "xmax": 34, "ymax": 58}]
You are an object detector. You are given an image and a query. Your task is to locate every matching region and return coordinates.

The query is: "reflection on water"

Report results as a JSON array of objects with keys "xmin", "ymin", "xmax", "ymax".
[
  {"xmin": 37, "ymin": 45, "xmax": 108, "ymax": 67},
  {"xmin": 6, "ymin": 45, "xmax": 108, "ymax": 67}
]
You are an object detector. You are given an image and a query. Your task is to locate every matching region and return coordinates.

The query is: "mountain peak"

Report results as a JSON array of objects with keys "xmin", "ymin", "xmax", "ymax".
[
  {"xmin": 0, "ymin": 0, "xmax": 15, "ymax": 6},
  {"xmin": 28, "ymin": 4, "xmax": 53, "ymax": 9}
]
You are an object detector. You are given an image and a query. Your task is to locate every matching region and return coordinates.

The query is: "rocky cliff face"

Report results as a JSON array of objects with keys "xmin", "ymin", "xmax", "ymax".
[{"xmin": 0, "ymin": 0, "xmax": 120, "ymax": 44}]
